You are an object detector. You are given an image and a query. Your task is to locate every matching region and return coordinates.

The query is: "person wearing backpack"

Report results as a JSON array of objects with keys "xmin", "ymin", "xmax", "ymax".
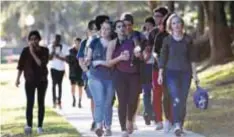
[
  {"xmin": 158, "ymin": 14, "xmax": 199, "ymax": 137},
  {"xmin": 120, "ymin": 13, "xmax": 146, "ymax": 130},
  {"xmin": 106, "ymin": 20, "xmax": 142, "ymax": 137},
  {"xmin": 48, "ymin": 34, "xmax": 69, "ymax": 109}
]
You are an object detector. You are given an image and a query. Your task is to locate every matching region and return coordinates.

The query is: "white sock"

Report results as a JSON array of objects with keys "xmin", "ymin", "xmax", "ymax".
[{"xmin": 96, "ymin": 123, "xmax": 102, "ymax": 129}]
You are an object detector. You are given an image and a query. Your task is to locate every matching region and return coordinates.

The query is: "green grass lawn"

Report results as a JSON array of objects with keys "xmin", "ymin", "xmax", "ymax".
[
  {"xmin": 1, "ymin": 107, "xmax": 80, "ymax": 137},
  {"xmin": 184, "ymin": 61, "xmax": 234, "ymax": 137},
  {"xmin": 2, "ymin": 61, "xmax": 234, "ymax": 137},
  {"xmin": 0, "ymin": 66, "xmax": 81, "ymax": 137},
  {"xmin": 134, "ymin": 61, "xmax": 234, "ymax": 137}
]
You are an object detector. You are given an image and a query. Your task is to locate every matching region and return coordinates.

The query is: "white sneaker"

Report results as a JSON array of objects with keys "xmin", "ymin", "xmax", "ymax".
[
  {"xmin": 163, "ymin": 120, "xmax": 172, "ymax": 133},
  {"xmin": 174, "ymin": 123, "xmax": 182, "ymax": 137},
  {"xmin": 122, "ymin": 131, "xmax": 129, "ymax": 137},
  {"xmin": 104, "ymin": 129, "xmax": 112, "ymax": 136},
  {"xmin": 37, "ymin": 127, "xmax": 43, "ymax": 134},
  {"xmin": 155, "ymin": 122, "xmax": 163, "ymax": 130},
  {"xmin": 181, "ymin": 129, "xmax": 186, "ymax": 137},
  {"xmin": 24, "ymin": 125, "xmax": 32, "ymax": 135}
]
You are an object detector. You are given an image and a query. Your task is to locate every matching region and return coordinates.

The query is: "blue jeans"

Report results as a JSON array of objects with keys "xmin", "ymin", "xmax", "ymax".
[
  {"xmin": 88, "ymin": 73, "xmax": 114, "ymax": 127},
  {"xmin": 82, "ymin": 72, "xmax": 92, "ymax": 99},
  {"xmin": 142, "ymin": 83, "xmax": 153, "ymax": 116},
  {"xmin": 165, "ymin": 69, "xmax": 192, "ymax": 126}
]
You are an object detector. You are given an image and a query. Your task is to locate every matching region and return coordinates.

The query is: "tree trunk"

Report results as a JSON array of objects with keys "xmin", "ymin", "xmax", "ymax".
[
  {"xmin": 117, "ymin": 1, "xmax": 124, "ymax": 19},
  {"xmin": 44, "ymin": 19, "xmax": 50, "ymax": 45},
  {"xmin": 219, "ymin": 1, "xmax": 227, "ymax": 26},
  {"xmin": 203, "ymin": 1, "xmax": 234, "ymax": 64},
  {"xmin": 43, "ymin": 1, "xmax": 51, "ymax": 45},
  {"xmin": 230, "ymin": 1, "xmax": 234, "ymax": 28},
  {"xmin": 95, "ymin": 1, "xmax": 101, "ymax": 14},
  {"xmin": 55, "ymin": 12, "xmax": 60, "ymax": 34},
  {"xmin": 147, "ymin": 1, "xmax": 157, "ymax": 12},
  {"xmin": 167, "ymin": 1, "xmax": 175, "ymax": 13},
  {"xmin": 197, "ymin": 2, "xmax": 205, "ymax": 35}
]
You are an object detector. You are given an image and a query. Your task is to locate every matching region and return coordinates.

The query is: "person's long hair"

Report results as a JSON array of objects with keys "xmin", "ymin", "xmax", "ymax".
[
  {"xmin": 166, "ymin": 13, "xmax": 185, "ymax": 34},
  {"xmin": 113, "ymin": 20, "xmax": 125, "ymax": 50}
]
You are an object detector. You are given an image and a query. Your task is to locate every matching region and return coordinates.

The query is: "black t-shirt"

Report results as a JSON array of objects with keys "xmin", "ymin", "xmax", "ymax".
[
  {"xmin": 17, "ymin": 46, "xmax": 49, "ymax": 82},
  {"xmin": 66, "ymin": 47, "xmax": 83, "ymax": 79},
  {"xmin": 148, "ymin": 28, "xmax": 169, "ymax": 70}
]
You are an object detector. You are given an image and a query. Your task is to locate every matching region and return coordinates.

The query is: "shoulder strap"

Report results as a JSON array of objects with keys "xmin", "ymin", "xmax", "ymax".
[{"xmin": 82, "ymin": 39, "xmax": 87, "ymax": 46}]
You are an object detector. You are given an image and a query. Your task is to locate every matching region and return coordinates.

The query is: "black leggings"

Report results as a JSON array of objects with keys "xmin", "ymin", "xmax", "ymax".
[
  {"xmin": 25, "ymin": 80, "xmax": 47, "ymax": 127},
  {"xmin": 51, "ymin": 69, "xmax": 65, "ymax": 104},
  {"xmin": 114, "ymin": 70, "xmax": 141, "ymax": 131}
]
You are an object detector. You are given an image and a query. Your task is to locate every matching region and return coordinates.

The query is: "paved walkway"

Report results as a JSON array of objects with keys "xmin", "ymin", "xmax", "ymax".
[{"xmin": 45, "ymin": 75, "xmax": 205, "ymax": 137}]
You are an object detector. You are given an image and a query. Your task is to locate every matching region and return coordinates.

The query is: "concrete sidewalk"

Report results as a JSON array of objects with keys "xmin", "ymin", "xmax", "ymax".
[{"xmin": 45, "ymin": 77, "xmax": 205, "ymax": 137}]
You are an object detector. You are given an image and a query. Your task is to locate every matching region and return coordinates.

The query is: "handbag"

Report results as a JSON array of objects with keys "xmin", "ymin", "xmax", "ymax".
[{"xmin": 193, "ymin": 84, "xmax": 209, "ymax": 110}]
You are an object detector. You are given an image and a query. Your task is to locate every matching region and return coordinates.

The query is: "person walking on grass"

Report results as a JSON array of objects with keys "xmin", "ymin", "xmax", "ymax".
[
  {"xmin": 158, "ymin": 14, "xmax": 199, "ymax": 137},
  {"xmin": 66, "ymin": 37, "xmax": 83, "ymax": 108},
  {"xmin": 16, "ymin": 30, "xmax": 49, "ymax": 135},
  {"xmin": 48, "ymin": 34, "xmax": 69, "ymax": 109},
  {"xmin": 77, "ymin": 20, "xmax": 98, "ymax": 131}
]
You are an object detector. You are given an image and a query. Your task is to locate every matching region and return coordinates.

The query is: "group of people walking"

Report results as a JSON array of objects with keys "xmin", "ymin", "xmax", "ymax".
[{"xmin": 16, "ymin": 6, "xmax": 199, "ymax": 137}]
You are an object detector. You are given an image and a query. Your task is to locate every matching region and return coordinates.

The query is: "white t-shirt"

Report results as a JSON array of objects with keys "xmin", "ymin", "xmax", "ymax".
[{"xmin": 48, "ymin": 43, "xmax": 69, "ymax": 71}]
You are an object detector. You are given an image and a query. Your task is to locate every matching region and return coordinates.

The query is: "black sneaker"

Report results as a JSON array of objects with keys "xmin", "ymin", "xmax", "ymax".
[
  {"xmin": 95, "ymin": 128, "xmax": 104, "ymax": 137},
  {"xmin": 78, "ymin": 103, "xmax": 82, "ymax": 108},
  {"xmin": 24, "ymin": 126, "xmax": 32, "ymax": 136},
  {"xmin": 78, "ymin": 99, "xmax": 82, "ymax": 108},
  {"xmin": 72, "ymin": 99, "xmax": 76, "ymax": 107},
  {"xmin": 90, "ymin": 122, "xmax": 96, "ymax": 131},
  {"xmin": 143, "ymin": 114, "xmax": 151, "ymax": 125}
]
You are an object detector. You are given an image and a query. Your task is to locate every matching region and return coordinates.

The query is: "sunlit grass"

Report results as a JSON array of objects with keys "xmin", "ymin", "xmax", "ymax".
[
  {"xmin": 0, "ymin": 63, "xmax": 17, "ymax": 71},
  {"xmin": 135, "ymin": 61, "xmax": 234, "ymax": 137},
  {"xmin": 0, "ymin": 71, "xmax": 80, "ymax": 137},
  {"xmin": 185, "ymin": 61, "xmax": 234, "ymax": 137},
  {"xmin": 1, "ymin": 107, "xmax": 80, "ymax": 137}
]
